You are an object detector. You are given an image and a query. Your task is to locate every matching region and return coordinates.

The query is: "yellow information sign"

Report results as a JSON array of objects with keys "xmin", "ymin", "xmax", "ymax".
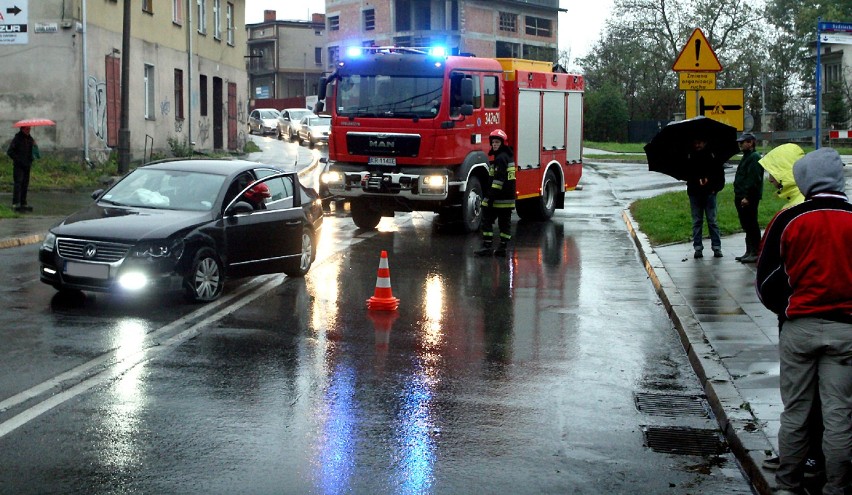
[
  {"xmin": 672, "ymin": 28, "xmax": 722, "ymax": 72},
  {"xmin": 679, "ymin": 72, "xmax": 716, "ymax": 90},
  {"xmin": 685, "ymin": 89, "xmax": 744, "ymax": 131}
]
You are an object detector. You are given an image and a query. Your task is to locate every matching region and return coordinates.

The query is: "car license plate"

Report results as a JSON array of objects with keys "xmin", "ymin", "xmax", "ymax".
[
  {"xmin": 65, "ymin": 261, "xmax": 109, "ymax": 279},
  {"xmin": 368, "ymin": 157, "xmax": 396, "ymax": 166}
]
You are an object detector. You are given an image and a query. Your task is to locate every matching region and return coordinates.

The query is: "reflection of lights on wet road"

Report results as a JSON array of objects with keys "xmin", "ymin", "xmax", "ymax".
[
  {"xmin": 423, "ymin": 275, "xmax": 444, "ymax": 347},
  {"xmin": 397, "ymin": 369, "xmax": 436, "ymax": 493},
  {"xmin": 113, "ymin": 319, "xmax": 147, "ymax": 361},
  {"xmin": 317, "ymin": 363, "xmax": 356, "ymax": 494},
  {"xmin": 309, "ymin": 263, "xmax": 341, "ymax": 335}
]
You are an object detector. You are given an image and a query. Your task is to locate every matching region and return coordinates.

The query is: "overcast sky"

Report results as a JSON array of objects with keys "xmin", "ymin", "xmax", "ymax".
[{"xmin": 244, "ymin": 0, "xmax": 613, "ymax": 61}]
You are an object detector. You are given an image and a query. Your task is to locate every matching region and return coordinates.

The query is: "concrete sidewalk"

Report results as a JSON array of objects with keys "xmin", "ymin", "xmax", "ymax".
[{"xmin": 0, "ymin": 191, "xmax": 789, "ymax": 494}]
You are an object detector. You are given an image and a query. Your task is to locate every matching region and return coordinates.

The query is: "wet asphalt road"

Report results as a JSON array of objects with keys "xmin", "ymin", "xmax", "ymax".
[{"xmin": 0, "ymin": 137, "xmax": 755, "ymax": 494}]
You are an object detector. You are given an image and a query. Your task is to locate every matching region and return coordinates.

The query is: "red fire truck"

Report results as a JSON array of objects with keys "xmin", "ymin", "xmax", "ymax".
[{"xmin": 316, "ymin": 47, "xmax": 584, "ymax": 232}]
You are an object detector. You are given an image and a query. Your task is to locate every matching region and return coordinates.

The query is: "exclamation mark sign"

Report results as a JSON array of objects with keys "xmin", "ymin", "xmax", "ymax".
[{"xmin": 694, "ymin": 39, "xmax": 701, "ymax": 67}]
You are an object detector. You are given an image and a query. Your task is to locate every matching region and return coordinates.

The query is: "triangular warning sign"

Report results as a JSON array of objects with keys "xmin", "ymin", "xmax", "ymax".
[{"xmin": 672, "ymin": 28, "xmax": 722, "ymax": 72}]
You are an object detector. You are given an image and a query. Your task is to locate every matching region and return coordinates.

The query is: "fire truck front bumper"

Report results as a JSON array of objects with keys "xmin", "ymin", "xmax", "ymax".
[{"xmin": 324, "ymin": 169, "xmax": 449, "ymax": 200}]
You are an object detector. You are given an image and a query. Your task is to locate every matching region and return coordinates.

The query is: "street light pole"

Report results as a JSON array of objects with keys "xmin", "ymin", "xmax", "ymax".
[{"xmin": 118, "ymin": 0, "xmax": 131, "ymax": 174}]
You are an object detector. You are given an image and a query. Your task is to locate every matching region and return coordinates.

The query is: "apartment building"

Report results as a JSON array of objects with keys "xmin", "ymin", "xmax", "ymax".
[
  {"xmin": 322, "ymin": 0, "xmax": 561, "ymax": 70},
  {"xmin": 246, "ymin": 11, "xmax": 326, "ymax": 102},
  {"xmin": 0, "ymin": 0, "xmax": 248, "ymax": 162}
]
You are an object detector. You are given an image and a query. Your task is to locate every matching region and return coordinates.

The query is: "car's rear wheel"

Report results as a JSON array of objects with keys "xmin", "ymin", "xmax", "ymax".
[
  {"xmin": 283, "ymin": 228, "xmax": 314, "ymax": 277},
  {"xmin": 184, "ymin": 249, "xmax": 224, "ymax": 302}
]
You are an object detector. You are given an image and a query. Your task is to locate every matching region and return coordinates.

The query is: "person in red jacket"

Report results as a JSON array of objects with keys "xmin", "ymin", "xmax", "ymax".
[{"xmin": 755, "ymin": 147, "xmax": 851, "ymax": 495}]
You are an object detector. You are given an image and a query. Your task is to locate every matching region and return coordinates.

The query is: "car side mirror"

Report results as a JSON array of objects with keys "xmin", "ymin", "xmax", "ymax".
[
  {"xmin": 91, "ymin": 189, "xmax": 104, "ymax": 200},
  {"xmin": 227, "ymin": 201, "xmax": 255, "ymax": 215}
]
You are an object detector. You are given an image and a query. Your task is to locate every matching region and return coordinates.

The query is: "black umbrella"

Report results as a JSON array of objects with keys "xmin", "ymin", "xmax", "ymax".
[{"xmin": 644, "ymin": 116, "xmax": 739, "ymax": 181}]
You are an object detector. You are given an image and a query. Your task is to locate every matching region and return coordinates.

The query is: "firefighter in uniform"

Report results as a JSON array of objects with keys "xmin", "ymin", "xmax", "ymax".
[{"xmin": 474, "ymin": 129, "xmax": 516, "ymax": 257}]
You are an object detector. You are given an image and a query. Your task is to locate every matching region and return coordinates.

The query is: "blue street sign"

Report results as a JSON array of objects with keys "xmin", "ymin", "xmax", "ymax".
[{"xmin": 819, "ymin": 21, "xmax": 852, "ymax": 32}]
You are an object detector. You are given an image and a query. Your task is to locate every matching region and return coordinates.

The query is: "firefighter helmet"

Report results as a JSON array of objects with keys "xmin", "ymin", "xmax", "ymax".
[
  {"xmin": 244, "ymin": 181, "xmax": 271, "ymax": 202},
  {"xmin": 489, "ymin": 129, "xmax": 508, "ymax": 144}
]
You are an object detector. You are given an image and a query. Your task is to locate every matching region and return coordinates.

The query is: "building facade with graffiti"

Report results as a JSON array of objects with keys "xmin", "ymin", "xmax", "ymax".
[{"xmin": 0, "ymin": 0, "xmax": 248, "ymax": 163}]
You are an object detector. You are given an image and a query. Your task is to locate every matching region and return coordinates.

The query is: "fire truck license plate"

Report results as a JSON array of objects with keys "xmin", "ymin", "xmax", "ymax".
[{"xmin": 368, "ymin": 157, "xmax": 396, "ymax": 166}]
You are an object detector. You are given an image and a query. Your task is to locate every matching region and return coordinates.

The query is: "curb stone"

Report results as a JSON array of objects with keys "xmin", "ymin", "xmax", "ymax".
[{"xmin": 621, "ymin": 208, "xmax": 776, "ymax": 495}]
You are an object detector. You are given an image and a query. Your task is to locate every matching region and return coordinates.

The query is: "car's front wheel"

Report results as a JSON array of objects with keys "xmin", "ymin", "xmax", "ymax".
[
  {"xmin": 184, "ymin": 249, "xmax": 224, "ymax": 302},
  {"xmin": 283, "ymin": 228, "xmax": 314, "ymax": 277}
]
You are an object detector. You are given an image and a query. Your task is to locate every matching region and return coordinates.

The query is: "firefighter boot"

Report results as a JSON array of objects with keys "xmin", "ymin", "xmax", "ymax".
[
  {"xmin": 474, "ymin": 240, "xmax": 493, "ymax": 256},
  {"xmin": 493, "ymin": 240, "xmax": 509, "ymax": 257}
]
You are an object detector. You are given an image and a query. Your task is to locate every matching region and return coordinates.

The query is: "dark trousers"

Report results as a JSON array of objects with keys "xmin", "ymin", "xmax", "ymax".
[
  {"xmin": 481, "ymin": 206, "xmax": 513, "ymax": 243},
  {"xmin": 735, "ymin": 197, "xmax": 761, "ymax": 253},
  {"xmin": 12, "ymin": 162, "xmax": 31, "ymax": 206}
]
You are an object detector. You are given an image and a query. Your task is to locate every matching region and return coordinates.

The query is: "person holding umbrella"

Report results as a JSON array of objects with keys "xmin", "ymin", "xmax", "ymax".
[
  {"xmin": 685, "ymin": 138, "xmax": 726, "ymax": 258},
  {"xmin": 6, "ymin": 125, "xmax": 38, "ymax": 212},
  {"xmin": 732, "ymin": 132, "xmax": 763, "ymax": 263}
]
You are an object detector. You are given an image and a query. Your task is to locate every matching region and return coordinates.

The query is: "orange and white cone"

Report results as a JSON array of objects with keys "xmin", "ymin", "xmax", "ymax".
[{"xmin": 366, "ymin": 250, "xmax": 400, "ymax": 311}]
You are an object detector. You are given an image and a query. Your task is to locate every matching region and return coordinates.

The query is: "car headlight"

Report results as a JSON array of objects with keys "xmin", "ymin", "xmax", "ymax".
[
  {"xmin": 132, "ymin": 239, "xmax": 184, "ymax": 259},
  {"xmin": 322, "ymin": 171, "xmax": 343, "ymax": 184},
  {"xmin": 42, "ymin": 232, "xmax": 56, "ymax": 252}
]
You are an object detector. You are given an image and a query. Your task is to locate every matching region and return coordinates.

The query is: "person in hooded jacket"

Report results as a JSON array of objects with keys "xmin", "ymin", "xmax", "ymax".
[
  {"xmin": 756, "ymin": 147, "xmax": 852, "ymax": 495},
  {"xmin": 732, "ymin": 132, "xmax": 763, "ymax": 263},
  {"xmin": 6, "ymin": 126, "xmax": 36, "ymax": 212},
  {"xmin": 474, "ymin": 129, "xmax": 516, "ymax": 257}
]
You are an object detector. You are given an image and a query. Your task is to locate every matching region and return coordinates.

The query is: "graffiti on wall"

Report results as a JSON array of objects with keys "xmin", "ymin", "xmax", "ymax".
[
  {"xmin": 237, "ymin": 99, "xmax": 246, "ymax": 124},
  {"xmin": 197, "ymin": 118, "xmax": 210, "ymax": 147},
  {"xmin": 174, "ymin": 119, "xmax": 183, "ymax": 133},
  {"xmin": 86, "ymin": 77, "xmax": 108, "ymax": 143},
  {"xmin": 160, "ymin": 99, "xmax": 171, "ymax": 118}
]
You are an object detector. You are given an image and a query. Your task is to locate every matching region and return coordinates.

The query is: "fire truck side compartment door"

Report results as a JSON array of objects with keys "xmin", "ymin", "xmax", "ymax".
[
  {"xmin": 542, "ymin": 92, "xmax": 567, "ymax": 151},
  {"xmin": 567, "ymin": 92, "xmax": 583, "ymax": 163},
  {"xmin": 517, "ymin": 90, "xmax": 541, "ymax": 170}
]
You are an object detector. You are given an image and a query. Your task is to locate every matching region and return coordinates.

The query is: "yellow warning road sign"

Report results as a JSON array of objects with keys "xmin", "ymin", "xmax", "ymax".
[
  {"xmin": 672, "ymin": 28, "xmax": 722, "ymax": 72},
  {"xmin": 685, "ymin": 89, "xmax": 744, "ymax": 130},
  {"xmin": 679, "ymin": 72, "xmax": 716, "ymax": 90}
]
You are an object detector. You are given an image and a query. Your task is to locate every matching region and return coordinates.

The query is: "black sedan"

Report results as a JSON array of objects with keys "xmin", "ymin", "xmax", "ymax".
[{"xmin": 39, "ymin": 159, "xmax": 323, "ymax": 302}]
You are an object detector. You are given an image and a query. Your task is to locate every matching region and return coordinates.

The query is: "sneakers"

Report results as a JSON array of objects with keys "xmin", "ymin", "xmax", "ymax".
[
  {"xmin": 762, "ymin": 456, "xmax": 823, "ymax": 478},
  {"xmin": 713, "ymin": 249, "xmax": 723, "ymax": 258},
  {"xmin": 694, "ymin": 250, "xmax": 703, "ymax": 259},
  {"xmin": 739, "ymin": 253, "xmax": 758, "ymax": 263}
]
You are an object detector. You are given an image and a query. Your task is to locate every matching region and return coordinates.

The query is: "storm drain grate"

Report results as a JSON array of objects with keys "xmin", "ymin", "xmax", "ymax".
[
  {"xmin": 643, "ymin": 426, "xmax": 728, "ymax": 456},
  {"xmin": 634, "ymin": 392, "xmax": 709, "ymax": 418}
]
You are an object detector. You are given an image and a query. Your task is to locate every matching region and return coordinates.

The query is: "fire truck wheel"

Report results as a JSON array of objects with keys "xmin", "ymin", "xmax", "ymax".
[
  {"xmin": 351, "ymin": 200, "xmax": 382, "ymax": 230},
  {"xmin": 461, "ymin": 175, "xmax": 484, "ymax": 233},
  {"xmin": 517, "ymin": 169, "xmax": 558, "ymax": 221}
]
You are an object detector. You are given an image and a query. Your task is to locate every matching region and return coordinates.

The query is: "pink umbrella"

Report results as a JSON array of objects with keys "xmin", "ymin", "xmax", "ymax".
[{"xmin": 13, "ymin": 118, "xmax": 55, "ymax": 128}]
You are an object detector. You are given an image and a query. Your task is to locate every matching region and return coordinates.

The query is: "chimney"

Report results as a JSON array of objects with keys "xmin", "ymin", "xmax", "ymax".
[{"xmin": 264, "ymin": 10, "xmax": 276, "ymax": 22}]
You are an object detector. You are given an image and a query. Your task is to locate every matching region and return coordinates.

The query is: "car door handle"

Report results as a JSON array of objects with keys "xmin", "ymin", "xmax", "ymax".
[{"xmin": 285, "ymin": 221, "xmax": 301, "ymax": 226}]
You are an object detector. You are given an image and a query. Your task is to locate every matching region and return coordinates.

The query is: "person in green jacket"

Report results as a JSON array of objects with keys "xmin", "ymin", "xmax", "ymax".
[{"xmin": 733, "ymin": 132, "xmax": 763, "ymax": 263}]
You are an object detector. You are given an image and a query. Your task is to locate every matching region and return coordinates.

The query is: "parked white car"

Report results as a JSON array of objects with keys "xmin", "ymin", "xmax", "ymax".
[
  {"xmin": 277, "ymin": 108, "xmax": 316, "ymax": 141},
  {"xmin": 248, "ymin": 108, "xmax": 281, "ymax": 135},
  {"xmin": 297, "ymin": 116, "xmax": 331, "ymax": 147}
]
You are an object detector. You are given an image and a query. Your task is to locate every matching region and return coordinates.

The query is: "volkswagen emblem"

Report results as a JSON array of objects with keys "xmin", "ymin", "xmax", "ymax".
[{"xmin": 83, "ymin": 243, "xmax": 98, "ymax": 259}]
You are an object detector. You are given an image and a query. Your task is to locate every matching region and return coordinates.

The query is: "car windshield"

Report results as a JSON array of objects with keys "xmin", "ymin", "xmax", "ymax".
[
  {"xmin": 101, "ymin": 168, "xmax": 227, "ymax": 211},
  {"xmin": 337, "ymin": 75, "xmax": 443, "ymax": 118},
  {"xmin": 308, "ymin": 117, "xmax": 331, "ymax": 127},
  {"xmin": 289, "ymin": 110, "xmax": 314, "ymax": 120},
  {"xmin": 260, "ymin": 110, "xmax": 280, "ymax": 119}
]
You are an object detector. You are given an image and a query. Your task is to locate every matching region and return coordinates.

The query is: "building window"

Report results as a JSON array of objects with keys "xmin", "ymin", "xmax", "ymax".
[
  {"xmin": 496, "ymin": 41, "xmax": 521, "ymax": 58},
  {"xmin": 523, "ymin": 44, "xmax": 557, "ymax": 63},
  {"xmin": 226, "ymin": 3, "xmax": 234, "ymax": 45},
  {"xmin": 499, "ymin": 12, "xmax": 516, "ymax": 32},
  {"xmin": 174, "ymin": 69, "xmax": 184, "ymax": 120},
  {"xmin": 142, "ymin": 0, "xmax": 153, "ymax": 14},
  {"xmin": 363, "ymin": 9, "xmax": 375, "ymax": 31},
  {"xmin": 144, "ymin": 64, "xmax": 155, "ymax": 120},
  {"xmin": 315, "ymin": 47, "xmax": 322, "ymax": 65},
  {"xmin": 484, "ymin": 76, "xmax": 499, "ymax": 108},
  {"xmin": 172, "ymin": 0, "xmax": 182, "ymax": 24},
  {"xmin": 200, "ymin": 74, "xmax": 208, "ymax": 116},
  {"xmin": 525, "ymin": 16, "xmax": 552, "ymax": 37},
  {"xmin": 213, "ymin": 0, "xmax": 221, "ymax": 39},
  {"xmin": 328, "ymin": 46, "xmax": 339, "ymax": 68},
  {"xmin": 197, "ymin": 0, "xmax": 207, "ymax": 34},
  {"xmin": 328, "ymin": 15, "xmax": 339, "ymax": 31}
]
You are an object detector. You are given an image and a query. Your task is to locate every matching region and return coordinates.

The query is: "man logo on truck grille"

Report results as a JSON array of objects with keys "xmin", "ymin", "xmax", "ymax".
[{"xmin": 369, "ymin": 139, "xmax": 395, "ymax": 149}]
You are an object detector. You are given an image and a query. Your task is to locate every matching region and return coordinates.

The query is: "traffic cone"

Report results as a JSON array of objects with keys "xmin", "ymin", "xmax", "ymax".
[{"xmin": 366, "ymin": 250, "xmax": 400, "ymax": 311}]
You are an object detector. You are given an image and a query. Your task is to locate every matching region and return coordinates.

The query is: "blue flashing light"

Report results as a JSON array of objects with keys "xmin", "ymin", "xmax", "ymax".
[
  {"xmin": 427, "ymin": 46, "xmax": 447, "ymax": 58},
  {"xmin": 346, "ymin": 46, "xmax": 363, "ymax": 58}
]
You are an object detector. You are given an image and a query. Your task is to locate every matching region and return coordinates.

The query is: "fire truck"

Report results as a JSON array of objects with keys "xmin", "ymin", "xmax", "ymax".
[{"xmin": 316, "ymin": 47, "xmax": 584, "ymax": 232}]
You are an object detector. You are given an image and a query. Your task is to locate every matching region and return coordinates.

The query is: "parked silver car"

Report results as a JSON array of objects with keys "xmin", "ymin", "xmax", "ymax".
[
  {"xmin": 277, "ymin": 108, "xmax": 316, "ymax": 140},
  {"xmin": 297, "ymin": 116, "xmax": 331, "ymax": 147},
  {"xmin": 248, "ymin": 108, "xmax": 281, "ymax": 135}
]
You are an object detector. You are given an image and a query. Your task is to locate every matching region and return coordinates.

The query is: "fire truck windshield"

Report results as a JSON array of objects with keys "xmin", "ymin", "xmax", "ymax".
[{"xmin": 336, "ymin": 75, "xmax": 443, "ymax": 119}]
